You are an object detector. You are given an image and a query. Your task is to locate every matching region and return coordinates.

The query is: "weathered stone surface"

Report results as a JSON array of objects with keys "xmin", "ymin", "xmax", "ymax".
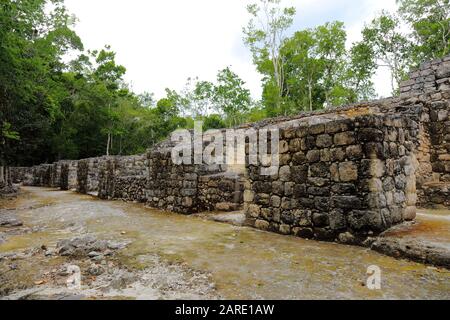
[
  {"xmin": 0, "ymin": 210, "xmax": 23, "ymax": 227},
  {"xmin": 334, "ymin": 132, "xmax": 355, "ymax": 146},
  {"xmin": 358, "ymin": 128, "xmax": 383, "ymax": 142},
  {"xmin": 292, "ymin": 227, "xmax": 314, "ymax": 239},
  {"xmin": 371, "ymin": 237, "xmax": 450, "ymax": 269},
  {"xmin": 330, "ymin": 148, "xmax": 346, "ymax": 161},
  {"xmin": 270, "ymin": 195, "xmax": 281, "ymax": 208},
  {"xmin": 338, "ymin": 162, "xmax": 358, "ymax": 182},
  {"xmin": 309, "ymin": 162, "xmax": 329, "ymax": 177},
  {"xmin": 312, "ymin": 212, "xmax": 329, "ymax": 227},
  {"xmin": 56, "ymin": 236, "xmax": 126, "ymax": 258},
  {"xmin": 306, "ymin": 150, "xmax": 321, "ymax": 163},
  {"xmin": 436, "ymin": 63, "xmax": 450, "ymax": 79},
  {"xmin": 255, "ymin": 219, "xmax": 270, "ymax": 231},
  {"xmin": 331, "ymin": 183, "xmax": 356, "ymax": 195},
  {"xmin": 346, "ymin": 145, "xmax": 363, "ymax": 159},
  {"xmin": 279, "ymin": 166, "xmax": 291, "ymax": 182},
  {"xmin": 329, "ymin": 210, "xmax": 346, "ymax": 230},
  {"xmin": 316, "ymin": 134, "xmax": 333, "ymax": 148},
  {"xmin": 332, "ymin": 196, "xmax": 361, "ymax": 209}
]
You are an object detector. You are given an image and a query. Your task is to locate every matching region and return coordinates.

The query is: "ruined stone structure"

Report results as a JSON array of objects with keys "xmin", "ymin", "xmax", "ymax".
[
  {"xmin": 31, "ymin": 164, "xmax": 53, "ymax": 187},
  {"xmin": 60, "ymin": 161, "xmax": 78, "ymax": 191},
  {"xmin": 97, "ymin": 154, "xmax": 148, "ymax": 202},
  {"xmin": 146, "ymin": 145, "xmax": 203, "ymax": 214},
  {"xmin": 9, "ymin": 167, "xmax": 32, "ymax": 187},
  {"xmin": 146, "ymin": 140, "xmax": 240, "ymax": 214},
  {"xmin": 244, "ymin": 112, "xmax": 419, "ymax": 242},
  {"xmin": 198, "ymin": 173, "xmax": 244, "ymax": 212},
  {"xmin": 9, "ymin": 55, "xmax": 450, "ymax": 244},
  {"xmin": 398, "ymin": 57, "xmax": 450, "ymax": 207},
  {"xmin": 76, "ymin": 157, "xmax": 102, "ymax": 194}
]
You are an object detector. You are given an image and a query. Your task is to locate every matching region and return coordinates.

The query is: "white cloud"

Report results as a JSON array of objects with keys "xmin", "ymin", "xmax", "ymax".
[
  {"xmin": 64, "ymin": 0, "xmax": 401, "ymax": 101},
  {"xmin": 64, "ymin": 0, "xmax": 261, "ymax": 99}
]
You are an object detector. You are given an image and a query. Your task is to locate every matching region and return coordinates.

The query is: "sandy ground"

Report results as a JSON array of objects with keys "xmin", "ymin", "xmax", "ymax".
[{"xmin": 0, "ymin": 187, "xmax": 449, "ymax": 300}]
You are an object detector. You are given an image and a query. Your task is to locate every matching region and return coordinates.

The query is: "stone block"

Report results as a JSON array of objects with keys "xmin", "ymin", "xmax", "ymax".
[
  {"xmin": 338, "ymin": 162, "xmax": 358, "ymax": 182},
  {"xmin": 316, "ymin": 134, "xmax": 333, "ymax": 148},
  {"xmin": 334, "ymin": 132, "xmax": 356, "ymax": 146}
]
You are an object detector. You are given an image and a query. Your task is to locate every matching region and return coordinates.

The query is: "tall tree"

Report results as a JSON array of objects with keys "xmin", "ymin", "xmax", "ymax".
[
  {"xmin": 397, "ymin": 0, "xmax": 450, "ymax": 62},
  {"xmin": 346, "ymin": 42, "xmax": 377, "ymax": 101},
  {"xmin": 213, "ymin": 67, "xmax": 252, "ymax": 127},
  {"xmin": 243, "ymin": 0, "xmax": 296, "ymax": 115},
  {"xmin": 190, "ymin": 79, "xmax": 216, "ymax": 118},
  {"xmin": 91, "ymin": 47, "xmax": 127, "ymax": 155},
  {"xmin": 279, "ymin": 22, "xmax": 376, "ymax": 112},
  {"xmin": 0, "ymin": 0, "xmax": 82, "ymax": 166},
  {"xmin": 282, "ymin": 29, "xmax": 324, "ymax": 111},
  {"xmin": 315, "ymin": 21, "xmax": 348, "ymax": 106},
  {"xmin": 362, "ymin": 11, "xmax": 413, "ymax": 93}
]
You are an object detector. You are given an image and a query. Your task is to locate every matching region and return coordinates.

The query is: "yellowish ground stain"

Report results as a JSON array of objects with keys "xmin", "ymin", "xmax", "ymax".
[{"xmin": 1, "ymin": 187, "xmax": 449, "ymax": 300}]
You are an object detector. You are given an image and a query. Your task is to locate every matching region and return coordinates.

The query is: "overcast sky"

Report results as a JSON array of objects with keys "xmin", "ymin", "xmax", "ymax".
[{"xmin": 64, "ymin": 0, "xmax": 399, "ymax": 100}]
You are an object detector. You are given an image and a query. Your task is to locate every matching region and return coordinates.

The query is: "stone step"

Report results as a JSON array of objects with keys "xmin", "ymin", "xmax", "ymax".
[{"xmin": 214, "ymin": 202, "xmax": 242, "ymax": 212}]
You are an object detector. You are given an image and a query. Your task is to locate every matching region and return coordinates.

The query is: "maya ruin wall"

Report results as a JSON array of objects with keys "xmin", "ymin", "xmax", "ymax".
[{"xmin": 8, "ymin": 55, "xmax": 450, "ymax": 245}]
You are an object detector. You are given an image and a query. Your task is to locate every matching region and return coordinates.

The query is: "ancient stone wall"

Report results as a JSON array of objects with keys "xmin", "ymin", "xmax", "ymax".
[
  {"xmin": 198, "ymin": 173, "xmax": 244, "ymax": 212},
  {"xmin": 400, "ymin": 56, "xmax": 450, "ymax": 95},
  {"xmin": 97, "ymin": 157, "xmax": 116, "ymax": 199},
  {"xmin": 110, "ymin": 154, "xmax": 149, "ymax": 202},
  {"xmin": 76, "ymin": 159, "xmax": 89, "ymax": 194},
  {"xmin": 29, "ymin": 164, "xmax": 52, "ymax": 187},
  {"xmin": 50, "ymin": 162, "xmax": 61, "ymax": 188},
  {"xmin": 10, "ymin": 167, "xmax": 32, "ymax": 185},
  {"xmin": 76, "ymin": 158, "xmax": 101, "ymax": 195},
  {"xmin": 146, "ymin": 147, "xmax": 201, "ymax": 214},
  {"xmin": 60, "ymin": 161, "xmax": 78, "ymax": 190},
  {"xmin": 114, "ymin": 154, "xmax": 148, "ymax": 177},
  {"xmin": 244, "ymin": 113, "xmax": 419, "ymax": 243},
  {"xmin": 145, "ymin": 137, "xmax": 239, "ymax": 214},
  {"xmin": 399, "ymin": 56, "xmax": 450, "ymax": 207},
  {"xmin": 113, "ymin": 176, "xmax": 148, "ymax": 202},
  {"xmin": 76, "ymin": 160, "xmax": 87, "ymax": 193},
  {"xmin": 97, "ymin": 154, "xmax": 148, "ymax": 202},
  {"xmin": 414, "ymin": 92, "xmax": 450, "ymax": 207}
]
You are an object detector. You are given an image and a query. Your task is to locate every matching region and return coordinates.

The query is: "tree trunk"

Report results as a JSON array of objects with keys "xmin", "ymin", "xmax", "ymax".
[
  {"xmin": 106, "ymin": 133, "xmax": 111, "ymax": 156},
  {"xmin": 272, "ymin": 53, "xmax": 283, "ymax": 113},
  {"xmin": 0, "ymin": 165, "xmax": 4, "ymax": 186},
  {"xmin": 110, "ymin": 134, "xmax": 113, "ymax": 155},
  {"xmin": 309, "ymin": 85, "xmax": 313, "ymax": 112}
]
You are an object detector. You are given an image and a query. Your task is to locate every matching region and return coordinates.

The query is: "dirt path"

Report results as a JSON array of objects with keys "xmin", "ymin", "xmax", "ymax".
[{"xmin": 0, "ymin": 187, "xmax": 449, "ymax": 300}]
